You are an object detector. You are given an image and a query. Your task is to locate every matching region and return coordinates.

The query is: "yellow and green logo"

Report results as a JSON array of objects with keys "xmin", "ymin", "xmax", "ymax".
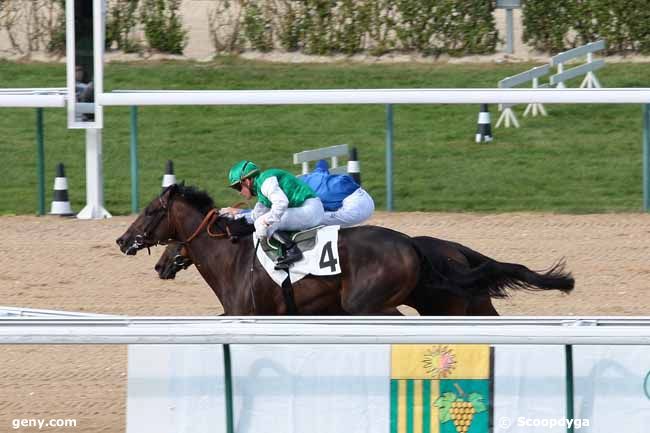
[{"xmin": 390, "ymin": 345, "xmax": 492, "ymax": 433}]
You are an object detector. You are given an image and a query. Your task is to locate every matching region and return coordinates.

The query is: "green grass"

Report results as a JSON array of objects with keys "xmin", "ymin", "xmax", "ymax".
[{"xmin": 1, "ymin": 58, "xmax": 649, "ymax": 215}]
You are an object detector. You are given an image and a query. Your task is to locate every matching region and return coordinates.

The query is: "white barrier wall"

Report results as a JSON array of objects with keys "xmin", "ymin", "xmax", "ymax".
[
  {"xmin": 127, "ymin": 345, "xmax": 227, "ymax": 433},
  {"xmin": 572, "ymin": 346, "xmax": 650, "ymax": 432},
  {"xmin": 494, "ymin": 345, "xmax": 650, "ymax": 433},
  {"xmin": 128, "ymin": 344, "xmax": 650, "ymax": 433},
  {"xmin": 493, "ymin": 346, "xmax": 568, "ymax": 433},
  {"xmin": 128, "ymin": 345, "xmax": 389, "ymax": 433}
]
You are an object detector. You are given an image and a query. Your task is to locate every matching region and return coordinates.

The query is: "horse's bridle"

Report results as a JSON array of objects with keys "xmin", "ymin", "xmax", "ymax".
[
  {"xmin": 128, "ymin": 196, "xmax": 173, "ymax": 255},
  {"xmin": 162, "ymin": 211, "xmax": 251, "ymax": 277},
  {"xmin": 170, "ymin": 243, "xmax": 193, "ymax": 271}
]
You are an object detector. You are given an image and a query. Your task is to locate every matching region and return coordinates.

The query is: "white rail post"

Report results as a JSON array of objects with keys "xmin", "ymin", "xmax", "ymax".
[{"xmin": 77, "ymin": 129, "xmax": 111, "ymax": 219}]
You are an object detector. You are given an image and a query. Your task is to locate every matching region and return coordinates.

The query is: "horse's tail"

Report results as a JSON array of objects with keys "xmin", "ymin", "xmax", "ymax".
[
  {"xmin": 412, "ymin": 238, "xmax": 574, "ymax": 299},
  {"xmin": 446, "ymin": 241, "xmax": 493, "ymax": 268},
  {"xmin": 455, "ymin": 259, "xmax": 575, "ymax": 298}
]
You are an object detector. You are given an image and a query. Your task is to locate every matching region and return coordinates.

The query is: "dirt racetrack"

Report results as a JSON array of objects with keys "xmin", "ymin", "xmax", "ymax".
[{"xmin": 1, "ymin": 212, "xmax": 649, "ymax": 432}]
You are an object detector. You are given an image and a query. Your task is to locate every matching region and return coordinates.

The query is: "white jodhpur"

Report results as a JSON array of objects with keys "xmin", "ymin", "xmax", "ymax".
[{"xmin": 320, "ymin": 187, "xmax": 375, "ymax": 227}]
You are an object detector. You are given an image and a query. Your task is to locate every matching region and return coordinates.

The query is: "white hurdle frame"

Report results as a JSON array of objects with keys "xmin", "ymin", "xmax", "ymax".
[
  {"xmin": 293, "ymin": 144, "xmax": 349, "ymax": 175},
  {"xmin": 550, "ymin": 40, "xmax": 606, "ymax": 89},
  {"xmin": 496, "ymin": 64, "xmax": 550, "ymax": 128}
]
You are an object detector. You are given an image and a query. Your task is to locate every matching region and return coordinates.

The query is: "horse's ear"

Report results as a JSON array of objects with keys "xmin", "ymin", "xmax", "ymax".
[
  {"xmin": 161, "ymin": 183, "xmax": 176, "ymax": 192},
  {"xmin": 160, "ymin": 183, "xmax": 178, "ymax": 207}
]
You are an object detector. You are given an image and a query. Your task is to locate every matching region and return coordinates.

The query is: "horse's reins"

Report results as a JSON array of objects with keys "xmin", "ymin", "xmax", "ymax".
[
  {"xmin": 185, "ymin": 208, "xmax": 226, "ymax": 243},
  {"xmin": 141, "ymin": 195, "xmax": 260, "ymax": 311},
  {"xmin": 181, "ymin": 201, "xmax": 260, "ymax": 314},
  {"xmin": 136, "ymin": 193, "xmax": 239, "ymax": 257},
  {"xmin": 163, "ymin": 202, "xmax": 252, "ymax": 274},
  {"xmin": 185, "ymin": 201, "xmax": 250, "ymax": 243}
]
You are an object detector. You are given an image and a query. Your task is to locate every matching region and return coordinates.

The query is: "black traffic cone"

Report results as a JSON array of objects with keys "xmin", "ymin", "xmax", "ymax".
[
  {"xmin": 161, "ymin": 160, "xmax": 176, "ymax": 189},
  {"xmin": 475, "ymin": 104, "xmax": 493, "ymax": 143},
  {"xmin": 347, "ymin": 147, "xmax": 361, "ymax": 185},
  {"xmin": 50, "ymin": 163, "xmax": 74, "ymax": 216}
]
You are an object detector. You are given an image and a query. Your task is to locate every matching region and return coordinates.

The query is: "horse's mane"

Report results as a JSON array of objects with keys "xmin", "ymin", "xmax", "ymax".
[
  {"xmin": 174, "ymin": 184, "xmax": 215, "ymax": 215},
  {"xmin": 171, "ymin": 183, "xmax": 254, "ymax": 237}
]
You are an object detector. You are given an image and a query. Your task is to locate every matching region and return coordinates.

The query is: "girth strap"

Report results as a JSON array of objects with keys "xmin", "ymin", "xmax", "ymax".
[{"xmin": 280, "ymin": 274, "xmax": 298, "ymax": 315}]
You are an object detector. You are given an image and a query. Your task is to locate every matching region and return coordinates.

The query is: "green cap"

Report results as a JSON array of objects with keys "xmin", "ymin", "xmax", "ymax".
[{"xmin": 228, "ymin": 160, "xmax": 260, "ymax": 186}]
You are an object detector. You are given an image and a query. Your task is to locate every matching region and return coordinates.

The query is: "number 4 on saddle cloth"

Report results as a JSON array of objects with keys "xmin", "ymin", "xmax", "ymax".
[{"xmin": 254, "ymin": 225, "xmax": 342, "ymax": 287}]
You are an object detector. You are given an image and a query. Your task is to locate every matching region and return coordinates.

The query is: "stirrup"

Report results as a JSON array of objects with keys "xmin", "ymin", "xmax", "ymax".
[{"xmin": 275, "ymin": 246, "xmax": 303, "ymax": 266}]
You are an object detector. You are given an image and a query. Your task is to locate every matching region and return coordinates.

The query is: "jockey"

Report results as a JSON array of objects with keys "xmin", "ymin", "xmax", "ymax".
[
  {"xmin": 225, "ymin": 160, "xmax": 324, "ymax": 266},
  {"xmin": 299, "ymin": 159, "xmax": 374, "ymax": 227}
]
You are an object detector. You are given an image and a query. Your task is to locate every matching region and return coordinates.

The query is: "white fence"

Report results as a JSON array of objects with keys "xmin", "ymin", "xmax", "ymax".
[
  {"xmin": 3, "ymin": 87, "xmax": 650, "ymax": 218},
  {"xmin": 2, "ymin": 315, "xmax": 650, "ymax": 433},
  {"xmin": 0, "ymin": 93, "xmax": 65, "ymax": 107},
  {"xmin": 98, "ymin": 88, "xmax": 650, "ymax": 106},
  {"xmin": 0, "ymin": 305, "xmax": 117, "ymax": 318},
  {"xmin": 1, "ymin": 316, "xmax": 650, "ymax": 345}
]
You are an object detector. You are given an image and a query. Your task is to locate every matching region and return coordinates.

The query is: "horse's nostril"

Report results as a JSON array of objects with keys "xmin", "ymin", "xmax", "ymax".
[{"xmin": 155, "ymin": 264, "xmax": 161, "ymax": 272}]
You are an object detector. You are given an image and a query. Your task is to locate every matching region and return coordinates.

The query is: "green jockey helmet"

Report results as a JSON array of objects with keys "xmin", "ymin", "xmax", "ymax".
[{"xmin": 228, "ymin": 160, "xmax": 260, "ymax": 187}]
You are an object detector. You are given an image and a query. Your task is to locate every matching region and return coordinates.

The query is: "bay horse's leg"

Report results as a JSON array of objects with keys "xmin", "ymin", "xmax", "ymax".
[{"xmin": 338, "ymin": 229, "xmax": 421, "ymax": 315}]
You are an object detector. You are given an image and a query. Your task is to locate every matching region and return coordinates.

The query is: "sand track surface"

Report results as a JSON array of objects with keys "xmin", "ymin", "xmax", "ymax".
[{"xmin": 1, "ymin": 213, "xmax": 649, "ymax": 432}]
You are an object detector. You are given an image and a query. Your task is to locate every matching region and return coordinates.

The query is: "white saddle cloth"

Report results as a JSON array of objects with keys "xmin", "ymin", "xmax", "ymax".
[{"xmin": 253, "ymin": 225, "xmax": 342, "ymax": 286}]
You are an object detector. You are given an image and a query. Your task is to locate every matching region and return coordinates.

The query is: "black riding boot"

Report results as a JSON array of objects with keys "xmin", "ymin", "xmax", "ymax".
[{"xmin": 273, "ymin": 231, "xmax": 303, "ymax": 266}]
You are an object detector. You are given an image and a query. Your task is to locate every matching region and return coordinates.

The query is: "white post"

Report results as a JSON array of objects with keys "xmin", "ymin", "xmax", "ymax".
[
  {"xmin": 580, "ymin": 53, "xmax": 592, "ymax": 88},
  {"xmin": 580, "ymin": 52, "xmax": 602, "ymax": 89},
  {"xmin": 77, "ymin": 129, "xmax": 111, "ymax": 219},
  {"xmin": 556, "ymin": 63, "xmax": 566, "ymax": 88},
  {"xmin": 505, "ymin": 8, "xmax": 514, "ymax": 54},
  {"xmin": 524, "ymin": 77, "xmax": 547, "ymax": 117},
  {"xmin": 590, "ymin": 73, "xmax": 602, "ymax": 88},
  {"xmin": 496, "ymin": 106, "xmax": 519, "ymax": 128}
]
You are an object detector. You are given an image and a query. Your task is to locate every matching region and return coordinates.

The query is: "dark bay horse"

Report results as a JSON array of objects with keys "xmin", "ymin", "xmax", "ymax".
[
  {"xmin": 154, "ymin": 238, "xmax": 502, "ymax": 315},
  {"xmin": 116, "ymin": 184, "xmax": 574, "ymax": 315},
  {"xmin": 153, "ymin": 236, "xmax": 573, "ymax": 316},
  {"xmin": 155, "ymin": 242, "xmax": 192, "ymax": 280}
]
